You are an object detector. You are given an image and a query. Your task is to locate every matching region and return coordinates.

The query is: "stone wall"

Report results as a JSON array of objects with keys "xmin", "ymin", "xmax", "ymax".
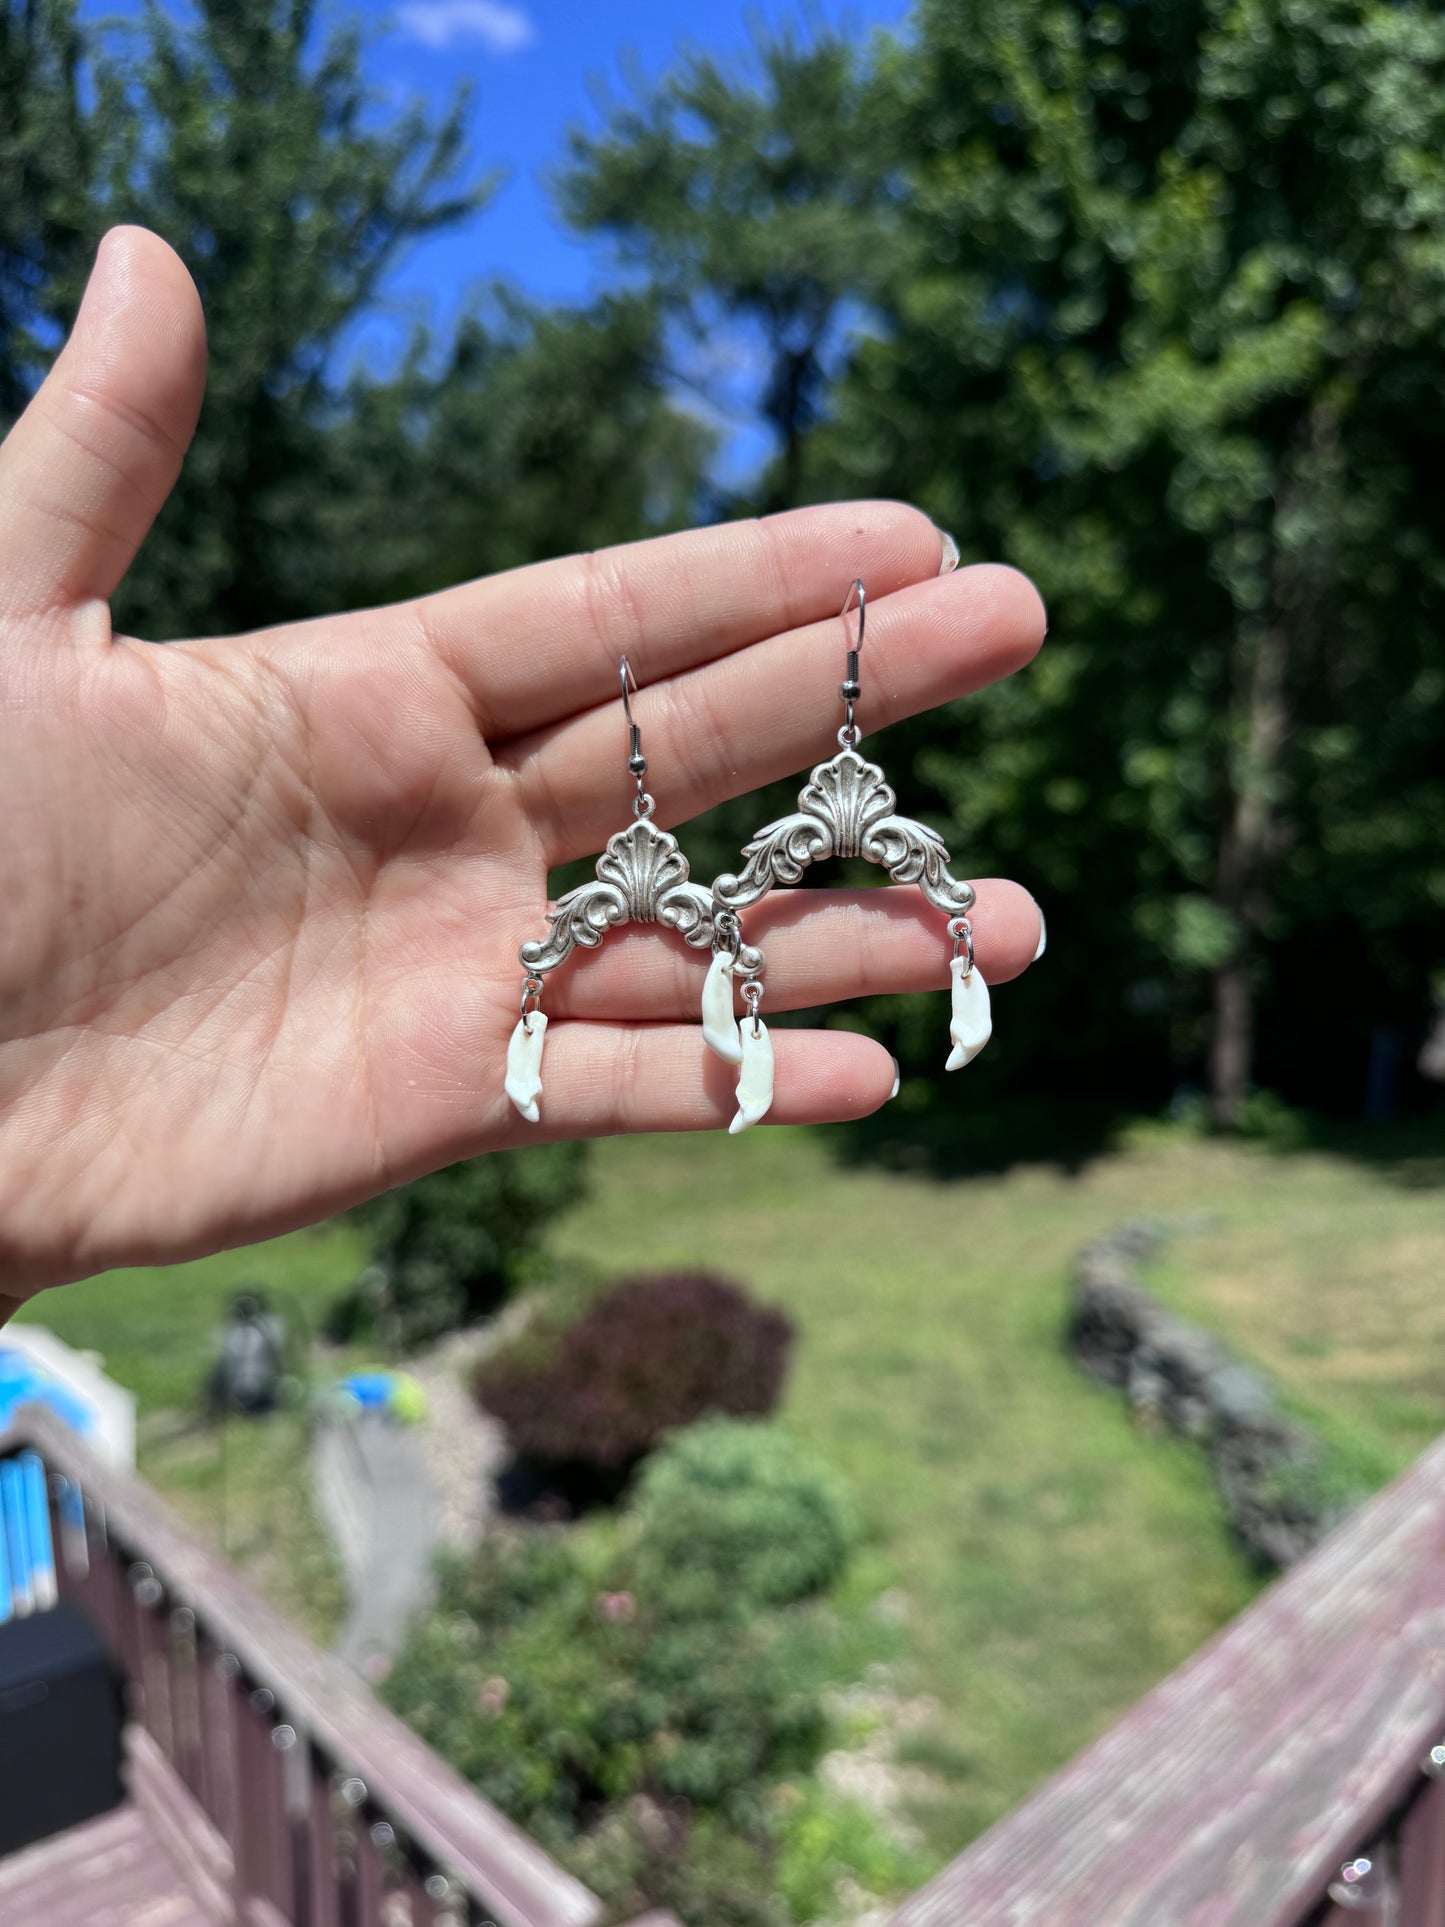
[{"xmin": 1067, "ymin": 1222, "xmax": 1342, "ymax": 1568}]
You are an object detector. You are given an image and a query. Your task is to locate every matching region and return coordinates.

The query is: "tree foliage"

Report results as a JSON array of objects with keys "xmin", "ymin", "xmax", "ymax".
[
  {"xmin": 563, "ymin": 1, "xmax": 1445, "ymax": 1127},
  {"xmin": 1, "ymin": 0, "xmax": 710, "ymax": 640},
  {"xmin": 0, "ymin": 0, "xmax": 95, "ymax": 413},
  {"xmin": 562, "ymin": 23, "xmax": 904, "ymax": 509},
  {"xmin": 344, "ymin": 1145, "xmax": 588, "ymax": 1347}
]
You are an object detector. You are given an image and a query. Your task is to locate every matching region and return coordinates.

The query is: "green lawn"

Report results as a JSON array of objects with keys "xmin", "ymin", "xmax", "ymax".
[
  {"xmin": 1141, "ymin": 1120, "xmax": 1445, "ymax": 1491},
  {"xmin": 551, "ymin": 1122, "xmax": 1442, "ymax": 1856}
]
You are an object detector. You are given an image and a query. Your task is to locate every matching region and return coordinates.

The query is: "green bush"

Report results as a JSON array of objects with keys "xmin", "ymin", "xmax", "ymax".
[
  {"xmin": 383, "ymin": 1525, "xmax": 823, "ymax": 1838},
  {"xmin": 474, "ymin": 1271, "xmax": 794, "ymax": 1502},
  {"xmin": 381, "ymin": 1428, "xmax": 869, "ymax": 1922},
  {"xmin": 338, "ymin": 1144, "xmax": 587, "ymax": 1347},
  {"xmin": 633, "ymin": 1419, "xmax": 858, "ymax": 1616}
]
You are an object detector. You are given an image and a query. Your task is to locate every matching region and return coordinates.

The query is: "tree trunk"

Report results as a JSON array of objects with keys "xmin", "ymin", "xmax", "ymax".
[{"xmin": 1209, "ymin": 618, "xmax": 1290, "ymax": 1128}]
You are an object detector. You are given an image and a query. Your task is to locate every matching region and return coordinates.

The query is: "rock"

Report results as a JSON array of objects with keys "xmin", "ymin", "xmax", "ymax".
[{"xmin": 1065, "ymin": 1220, "xmax": 1336, "ymax": 1570}]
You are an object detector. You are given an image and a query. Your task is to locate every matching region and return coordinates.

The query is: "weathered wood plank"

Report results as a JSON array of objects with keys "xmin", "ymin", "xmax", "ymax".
[
  {"xmin": 4, "ymin": 1408, "xmax": 602, "ymax": 1927},
  {"xmin": 0, "ymin": 1801, "xmax": 219, "ymax": 1926},
  {"xmin": 1400, "ymin": 1777, "xmax": 1445, "ymax": 1926},
  {"xmin": 127, "ymin": 1723, "xmax": 235, "ymax": 1924},
  {"xmin": 888, "ymin": 1430, "xmax": 1445, "ymax": 1927}
]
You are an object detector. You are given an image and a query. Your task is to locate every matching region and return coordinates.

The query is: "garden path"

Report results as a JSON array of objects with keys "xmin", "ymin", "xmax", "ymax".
[{"xmin": 313, "ymin": 1326, "xmax": 510, "ymax": 1672}]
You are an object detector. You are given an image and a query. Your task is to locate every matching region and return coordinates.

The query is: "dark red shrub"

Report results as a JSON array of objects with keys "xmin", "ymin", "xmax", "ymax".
[{"xmin": 475, "ymin": 1272, "xmax": 794, "ymax": 1501}]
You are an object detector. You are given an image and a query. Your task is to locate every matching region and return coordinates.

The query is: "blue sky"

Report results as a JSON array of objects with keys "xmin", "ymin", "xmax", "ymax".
[
  {"xmin": 354, "ymin": 0, "xmax": 909, "ymax": 321},
  {"xmin": 82, "ymin": 0, "xmax": 912, "ymax": 474}
]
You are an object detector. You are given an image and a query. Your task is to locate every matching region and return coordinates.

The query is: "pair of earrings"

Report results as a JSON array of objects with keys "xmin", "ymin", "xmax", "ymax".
[{"xmin": 504, "ymin": 579, "xmax": 992, "ymax": 1132}]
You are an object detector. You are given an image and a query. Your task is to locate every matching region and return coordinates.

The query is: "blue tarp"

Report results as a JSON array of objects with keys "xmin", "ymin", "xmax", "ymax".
[
  {"xmin": 0, "ymin": 1348, "xmax": 86, "ymax": 1624},
  {"xmin": 0, "ymin": 1350, "xmax": 95, "ymax": 1438},
  {"xmin": 0, "ymin": 1453, "xmax": 57, "ymax": 1625},
  {"xmin": 339, "ymin": 1371, "xmax": 396, "ymax": 1410}
]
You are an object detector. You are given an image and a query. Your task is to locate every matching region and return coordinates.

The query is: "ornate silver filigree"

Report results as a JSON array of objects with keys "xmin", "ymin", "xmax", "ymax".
[
  {"xmin": 713, "ymin": 747, "xmax": 975, "ymax": 917},
  {"xmin": 521, "ymin": 816, "xmax": 732, "ymax": 976}
]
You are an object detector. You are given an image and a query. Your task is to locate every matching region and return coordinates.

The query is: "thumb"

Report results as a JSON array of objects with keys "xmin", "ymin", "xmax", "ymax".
[{"xmin": 0, "ymin": 226, "xmax": 206, "ymax": 627}]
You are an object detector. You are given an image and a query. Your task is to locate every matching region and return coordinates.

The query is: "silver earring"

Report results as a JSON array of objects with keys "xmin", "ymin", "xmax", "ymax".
[
  {"xmin": 506, "ymin": 657, "xmax": 728, "ymax": 1123},
  {"xmin": 702, "ymin": 578, "xmax": 989, "ymax": 1133}
]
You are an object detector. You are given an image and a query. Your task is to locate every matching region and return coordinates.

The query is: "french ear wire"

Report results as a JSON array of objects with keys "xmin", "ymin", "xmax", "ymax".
[
  {"xmin": 702, "ymin": 578, "xmax": 989, "ymax": 1133},
  {"xmin": 505, "ymin": 655, "xmax": 742, "ymax": 1124}
]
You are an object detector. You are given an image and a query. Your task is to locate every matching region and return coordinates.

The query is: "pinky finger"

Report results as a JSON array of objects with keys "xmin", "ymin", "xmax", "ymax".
[{"xmin": 495, "ymin": 1022, "xmax": 898, "ymax": 1146}]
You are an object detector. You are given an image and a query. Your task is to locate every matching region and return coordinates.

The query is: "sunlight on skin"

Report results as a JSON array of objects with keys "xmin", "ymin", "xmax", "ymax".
[{"xmin": 0, "ymin": 226, "xmax": 1045, "ymax": 1299}]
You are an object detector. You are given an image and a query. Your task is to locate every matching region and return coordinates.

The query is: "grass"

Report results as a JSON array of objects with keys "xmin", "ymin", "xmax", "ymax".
[
  {"xmin": 550, "ymin": 1120, "xmax": 1443, "ymax": 1858},
  {"xmin": 14, "ymin": 1218, "xmax": 366, "ymax": 1645},
  {"xmin": 139, "ymin": 1411, "xmax": 350, "ymax": 1643},
  {"xmin": 14, "ymin": 1220, "xmax": 365, "ymax": 1412},
  {"xmin": 1135, "ymin": 1118, "xmax": 1445, "ymax": 1490}
]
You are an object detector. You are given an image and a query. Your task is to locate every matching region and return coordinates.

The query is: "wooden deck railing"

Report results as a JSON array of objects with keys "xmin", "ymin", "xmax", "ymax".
[
  {"xmin": 0, "ymin": 1405, "xmax": 638, "ymax": 1927},
  {"xmin": 17, "ymin": 1399, "xmax": 1445, "ymax": 1927},
  {"xmin": 887, "ymin": 1426, "xmax": 1445, "ymax": 1927}
]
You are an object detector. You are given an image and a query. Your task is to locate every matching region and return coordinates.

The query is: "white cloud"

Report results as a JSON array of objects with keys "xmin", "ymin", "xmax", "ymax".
[{"xmin": 394, "ymin": 0, "xmax": 536, "ymax": 54}]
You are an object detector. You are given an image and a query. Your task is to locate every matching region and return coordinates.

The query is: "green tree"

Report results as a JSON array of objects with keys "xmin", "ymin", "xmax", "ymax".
[
  {"xmin": 566, "ymin": 2, "xmax": 1445, "ymax": 1124},
  {"xmin": 3, "ymin": 0, "xmax": 709, "ymax": 638},
  {"xmin": 347, "ymin": 1145, "xmax": 588, "ymax": 1347},
  {"xmin": 99, "ymin": 0, "xmax": 482, "ymax": 638},
  {"xmin": 561, "ymin": 24, "xmax": 903, "ymax": 511},
  {"xmin": 833, "ymin": 0, "xmax": 1445, "ymax": 1123},
  {"xmin": 0, "ymin": 0, "xmax": 94, "ymax": 415},
  {"xmin": 320, "ymin": 287, "xmax": 710, "ymax": 605}
]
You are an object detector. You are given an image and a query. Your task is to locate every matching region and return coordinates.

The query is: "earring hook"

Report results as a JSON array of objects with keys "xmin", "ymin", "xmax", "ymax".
[
  {"xmin": 839, "ymin": 579, "xmax": 865, "ymax": 746},
  {"xmin": 840, "ymin": 578, "xmax": 866, "ymax": 653},
  {"xmin": 619, "ymin": 655, "xmax": 653, "ymax": 819}
]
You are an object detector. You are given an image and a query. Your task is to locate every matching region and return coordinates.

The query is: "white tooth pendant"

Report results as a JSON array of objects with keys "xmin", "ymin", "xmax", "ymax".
[
  {"xmin": 702, "ymin": 949, "xmax": 744, "ymax": 1064},
  {"xmin": 946, "ymin": 956, "xmax": 991, "ymax": 1071},
  {"xmin": 730, "ymin": 1013, "xmax": 774, "ymax": 1134},
  {"xmin": 505, "ymin": 1010, "xmax": 547, "ymax": 1122}
]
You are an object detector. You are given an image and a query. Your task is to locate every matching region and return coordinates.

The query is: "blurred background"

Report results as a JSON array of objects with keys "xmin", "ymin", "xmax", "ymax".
[{"xmin": 2, "ymin": 1, "xmax": 1443, "ymax": 1922}]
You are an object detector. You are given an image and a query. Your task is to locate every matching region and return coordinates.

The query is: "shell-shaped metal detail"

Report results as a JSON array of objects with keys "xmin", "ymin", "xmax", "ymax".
[
  {"xmin": 521, "ymin": 817, "xmax": 728, "ymax": 976},
  {"xmin": 713, "ymin": 748, "xmax": 975, "ymax": 917},
  {"xmin": 798, "ymin": 750, "xmax": 897, "ymax": 857}
]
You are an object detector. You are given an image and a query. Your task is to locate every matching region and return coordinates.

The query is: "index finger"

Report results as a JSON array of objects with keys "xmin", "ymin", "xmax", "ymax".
[{"xmin": 404, "ymin": 501, "xmax": 952, "ymax": 741}]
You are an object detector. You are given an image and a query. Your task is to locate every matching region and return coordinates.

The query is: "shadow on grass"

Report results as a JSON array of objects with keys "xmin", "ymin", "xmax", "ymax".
[
  {"xmin": 834, "ymin": 1088, "xmax": 1133, "ymax": 1180},
  {"xmin": 833, "ymin": 1084, "xmax": 1445, "ymax": 1187},
  {"xmin": 1301, "ymin": 1115, "xmax": 1445, "ymax": 1190}
]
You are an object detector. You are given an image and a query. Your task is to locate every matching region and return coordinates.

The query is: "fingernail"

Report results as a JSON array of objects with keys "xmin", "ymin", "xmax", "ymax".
[
  {"xmin": 937, "ymin": 529, "xmax": 960, "ymax": 575},
  {"xmin": 1032, "ymin": 904, "xmax": 1047, "ymax": 962},
  {"xmin": 889, "ymin": 1056, "xmax": 901, "ymax": 1100}
]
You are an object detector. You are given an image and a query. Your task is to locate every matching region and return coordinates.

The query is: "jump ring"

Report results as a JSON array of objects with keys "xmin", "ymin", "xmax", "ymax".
[
  {"xmin": 948, "ymin": 916, "xmax": 974, "ymax": 974},
  {"xmin": 520, "ymin": 975, "xmax": 544, "ymax": 1031},
  {"xmin": 741, "ymin": 976, "xmax": 764, "ymax": 1037}
]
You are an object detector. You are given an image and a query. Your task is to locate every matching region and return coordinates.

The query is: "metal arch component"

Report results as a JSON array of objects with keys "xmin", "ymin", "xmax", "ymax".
[
  {"xmin": 519, "ymin": 815, "xmax": 760, "ymax": 976},
  {"xmin": 711, "ymin": 746, "xmax": 976, "ymax": 919}
]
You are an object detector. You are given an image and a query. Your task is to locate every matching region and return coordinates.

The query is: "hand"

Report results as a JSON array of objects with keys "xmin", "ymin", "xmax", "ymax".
[{"xmin": 0, "ymin": 228, "xmax": 1045, "ymax": 1297}]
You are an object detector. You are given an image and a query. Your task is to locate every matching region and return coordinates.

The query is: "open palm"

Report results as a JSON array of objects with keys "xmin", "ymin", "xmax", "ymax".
[{"xmin": 0, "ymin": 230, "xmax": 1045, "ymax": 1298}]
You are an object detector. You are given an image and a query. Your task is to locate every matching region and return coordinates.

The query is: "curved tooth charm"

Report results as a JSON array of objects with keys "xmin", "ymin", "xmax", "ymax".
[
  {"xmin": 730, "ymin": 1017, "xmax": 774, "ymax": 1134},
  {"xmin": 505, "ymin": 1011, "xmax": 548, "ymax": 1122},
  {"xmin": 946, "ymin": 958, "xmax": 991, "ymax": 1071},
  {"xmin": 701, "ymin": 950, "xmax": 744, "ymax": 1064}
]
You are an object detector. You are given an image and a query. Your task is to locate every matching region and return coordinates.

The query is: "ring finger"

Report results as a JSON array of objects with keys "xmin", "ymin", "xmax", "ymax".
[{"xmin": 535, "ymin": 880, "xmax": 1042, "ymax": 1021}]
